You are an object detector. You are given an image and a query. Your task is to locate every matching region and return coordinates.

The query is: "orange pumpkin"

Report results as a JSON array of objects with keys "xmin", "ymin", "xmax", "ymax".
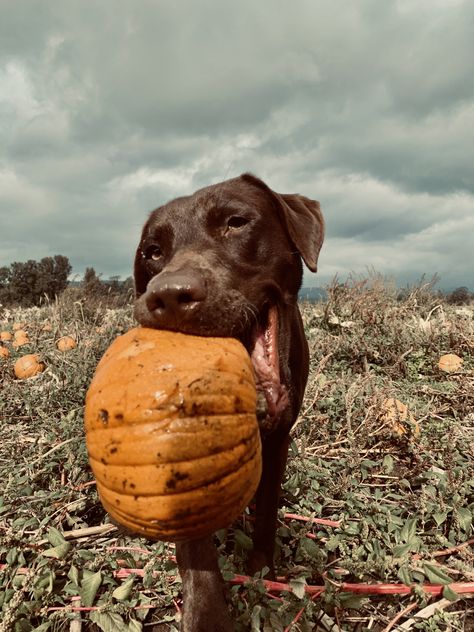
[
  {"xmin": 0, "ymin": 331, "xmax": 12, "ymax": 342},
  {"xmin": 12, "ymin": 336, "xmax": 29, "ymax": 349},
  {"xmin": 84, "ymin": 327, "xmax": 261, "ymax": 542},
  {"xmin": 57, "ymin": 336, "xmax": 77, "ymax": 351},
  {"xmin": 438, "ymin": 353, "xmax": 463, "ymax": 373},
  {"xmin": 14, "ymin": 354, "xmax": 45, "ymax": 379},
  {"xmin": 0, "ymin": 346, "xmax": 10, "ymax": 359}
]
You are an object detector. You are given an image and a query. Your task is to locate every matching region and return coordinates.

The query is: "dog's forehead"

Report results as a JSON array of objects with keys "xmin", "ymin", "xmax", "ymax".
[
  {"xmin": 187, "ymin": 177, "xmax": 269, "ymax": 213},
  {"xmin": 146, "ymin": 177, "xmax": 270, "ymax": 228}
]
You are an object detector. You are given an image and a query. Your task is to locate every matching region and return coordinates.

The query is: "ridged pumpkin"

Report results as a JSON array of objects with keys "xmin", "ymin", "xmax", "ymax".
[
  {"xmin": 438, "ymin": 353, "xmax": 463, "ymax": 373},
  {"xmin": 13, "ymin": 329, "xmax": 29, "ymax": 349},
  {"xmin": 0, "ymin": 331, "xmax": 12, "ymax": 342},
  {"xmin": 84, "ymin": 327, "xmax": 262, "ymax": 542},
  {"xmin": 14, "ymin": 354, "xmax": 45, "ymax": 379},
  {"xmin": 57, "ymin": 335, "xmax": 77, "ymax": 351},
  {"xmin": 12, "ymin": 336, "xmax": 29, "ymax": 349}
]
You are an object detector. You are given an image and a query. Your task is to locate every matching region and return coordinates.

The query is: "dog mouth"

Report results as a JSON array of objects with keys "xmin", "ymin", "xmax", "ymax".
[{"xmin": 244, "ymin": 305, "xmax": 289, "ymax": 431}]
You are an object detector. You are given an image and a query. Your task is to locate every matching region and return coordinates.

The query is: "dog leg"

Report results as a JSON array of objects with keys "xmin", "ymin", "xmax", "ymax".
[
  {"xmin": 247, "ymin": 432, "xmax": 290, "ymax": 579},
  {"xmin": 176, "ymin": 537, "xmax": 233, "ymax": 632}
]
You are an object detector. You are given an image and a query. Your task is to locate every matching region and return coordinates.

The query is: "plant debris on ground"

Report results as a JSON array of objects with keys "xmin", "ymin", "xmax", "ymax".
[{"xmin": 0, "ymin": 276, "xmax": 473, "ymax": 631}]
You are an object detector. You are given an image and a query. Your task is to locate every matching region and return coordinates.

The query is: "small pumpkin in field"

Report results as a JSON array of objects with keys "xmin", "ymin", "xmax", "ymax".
[
  {"xmin": 57, "ymin": 336, "xmax": 77, "ymax": 351},
  {"xmin": 14, "ymin": 354, "xmax": 45, "ymax": 379},
  {"xmin": 13, "ymin": 322, "xmax": 26, "ymax": 331},
  {"xmin": 438, "ymin": 353, "xmax": 463, "ymax": 373},
  {"xmin": 12, "ymin": 335, "xmax": 30, "ymax": 348},
  {"xmin": 42, "ymin": 322, "xmax": 53, "ymax": 332},
  {"xmin": 0, "ymin": 331, "xmax": 12, "ymax": 342},
  {"xmin": 0, "ymin": 346, "xmax": 10, "ymax": 359},
  {"xmin": 14, "ymin": 328, "xmax": 27, "ymax": 337},
  {"xmin": 84, "ymin": 327, "xmax": 262, "ymax": 542}
]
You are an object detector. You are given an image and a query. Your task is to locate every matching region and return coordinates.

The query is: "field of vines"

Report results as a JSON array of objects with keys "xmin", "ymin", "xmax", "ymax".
[{"xmin": 0, "ymin": 277, "xmax": 473, "ymax": 631}]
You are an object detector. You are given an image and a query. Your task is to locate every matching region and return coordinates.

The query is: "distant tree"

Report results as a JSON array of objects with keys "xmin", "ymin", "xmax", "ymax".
[
  {"xmin": 82, "ymin": 267, "xmax": 103, "ymax": 297},
  {"xmin": 4, "ymin": 255, "xmax": 71, "ymax": 306},
  {"xmin": 447, "ymin": 286, "xmax": 471, "ymax": 305},
  {"xmin": 0, "ymin": 266, "xmax": 11, "ymax": 304},
  {"xmin": 36, "ymin": 255, "xmax": 72, "ymax": 299},
  {"xmin": 8, "ymin": 260, "xmax": 39, "ymax": 305}
]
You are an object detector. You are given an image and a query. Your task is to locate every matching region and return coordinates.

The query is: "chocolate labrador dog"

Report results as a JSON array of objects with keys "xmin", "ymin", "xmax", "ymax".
[{"xmin": 134, "ymin": 173, "xmax": 324, "ymax": 631}]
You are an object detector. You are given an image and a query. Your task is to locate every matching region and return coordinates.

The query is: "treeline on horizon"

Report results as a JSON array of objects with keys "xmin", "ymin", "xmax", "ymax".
[
  {"xmin": 0, "ymin": 255, "xmax": 133, "ymax": 308},
  {"xmin": 0, "ymin": 254, "xmax": 472, "ymax": 309}
]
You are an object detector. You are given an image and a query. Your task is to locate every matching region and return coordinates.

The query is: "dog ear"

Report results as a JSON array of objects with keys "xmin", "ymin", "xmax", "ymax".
[
  {"xmin": 241, "ymin": 173, "xmax": 325, "ymax": 272},
  {"xmin": 278, "ymin": 193, "xmax": 324, "ymax": 272}
]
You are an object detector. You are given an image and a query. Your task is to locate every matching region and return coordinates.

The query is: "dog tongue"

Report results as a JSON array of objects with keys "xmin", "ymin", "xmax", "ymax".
[{"xmin": 250, "ymin": 306, "xmax": 289, "ymax": 430}]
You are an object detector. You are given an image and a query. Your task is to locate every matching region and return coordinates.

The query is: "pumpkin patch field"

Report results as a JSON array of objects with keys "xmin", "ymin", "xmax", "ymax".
[{"xmin": 0, "ymin": 278, "xmax": 473, "ymax": 631}]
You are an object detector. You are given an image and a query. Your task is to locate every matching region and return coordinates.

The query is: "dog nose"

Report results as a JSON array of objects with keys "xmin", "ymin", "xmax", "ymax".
[{"xmin": 145, "ymin": 272, "xmax": 207, "ymax": 323}]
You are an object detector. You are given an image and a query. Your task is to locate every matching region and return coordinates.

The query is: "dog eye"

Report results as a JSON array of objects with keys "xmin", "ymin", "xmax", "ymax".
[
  {"xmin": 145, "ymin": 245, "xmax": 163, "ymax": 261},
  {"xmin": 227, "ymin": 216, "xmax": 249, "ymax": 230}
]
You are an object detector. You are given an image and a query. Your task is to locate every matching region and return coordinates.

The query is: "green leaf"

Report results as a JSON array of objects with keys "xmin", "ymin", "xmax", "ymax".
[
  {"xmin": 47, "ymin": 527, "xmax": 67, "ymax": 547},
  {"xmin": 422, "ymin": 563, "xmax": 452, "ymax": 585},
  {"xmin": 325, "ymin": 534, "xmax": 341, "ymax": 552},
  {"xmin": 90, "ymin": 611, "xmax": 125, "ymax": 632},
  {"xmin": 383, "ymin": 454, "xmax": 394, "ymax": 474},
  {"xmin": 338, "ymin": 592, "xmax": 366, "ymax": 609},
  {"xmin": 456, "ymin": 507, "xmax": 472, "ymax": 532},
  {"xmin": 442, "ymin": 585, "xmax": 459, "ymax": 602},
  {"xmin": 250, "ymin": 605, "xmax": 262, "ymax": 632},
  {"xmin": 112, "ymin": 576, "xmax": 135, "ymax": 601},
  {"xmin": 433, "ymin": 511, "xmax": 448, "ymax": 526},
  {"xmin": 42, "ymin": 543, "xmax": 71, "ymax": 560},
  {"xmin": 299, "ymin": 537, "xmax": 319, "ymax": 559},
  {"xmin": 80, "ymin": 570, "xmax": 102, "ymax": 607},
  {"xmin": 344, "ymin": 521, "xmax": 360, "ymax": 535},
  {"xmin": 400, "ymin": 518, "xmax": 417, "ymax": 543},
  {"xmin": 67, "ymin": 565, "xmax": 80, "ymax": 587},
  {"xmin": 397, "ymin": 566, "xmax": 412, "ymax": 586},
  {"xmin": 234, "ymin": 529, "xmax": 253, "ymax": 551},
  {"xmin": 289, "ymin": 578, "xmax": 307, "ymax": 599},
  {"xmin": 6, "ymin": 548, "xmax": 18, "ymax": 565},
  {"xmin": 392, "ymin": 543, "xmax": 412, "ymax": 558}
]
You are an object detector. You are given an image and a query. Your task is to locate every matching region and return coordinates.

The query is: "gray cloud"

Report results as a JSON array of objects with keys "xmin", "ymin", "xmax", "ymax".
[{"xmin": 0, "ymin": 0, "xmax": 473, "ymax": 288}]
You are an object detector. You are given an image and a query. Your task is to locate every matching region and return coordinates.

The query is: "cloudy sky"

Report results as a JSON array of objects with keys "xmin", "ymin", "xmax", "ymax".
[{"xmin": 1, "ymin": 0, "xmax": 473, "ymax": 289}]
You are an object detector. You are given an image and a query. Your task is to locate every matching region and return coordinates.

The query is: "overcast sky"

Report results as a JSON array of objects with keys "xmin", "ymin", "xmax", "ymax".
[{"xmin": 1, "ymin": 0, "xmax": 473, "ymax": 289}]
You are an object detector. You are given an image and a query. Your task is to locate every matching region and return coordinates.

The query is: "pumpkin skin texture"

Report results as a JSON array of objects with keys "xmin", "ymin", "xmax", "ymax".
[
  {"xmin": 84, "ymin": 327, "xmax": 262, "ymax": 542},
  {"xmin": 57, "ymin": 336, "xmax": 77, "ymax": 351},
  {"xmin": 14, "ymin": 354, "xmax": 45, "ymax": 379},
  {"xmin": 438, "ymin": 353, "xmax": 463, "ymax": 373}
]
